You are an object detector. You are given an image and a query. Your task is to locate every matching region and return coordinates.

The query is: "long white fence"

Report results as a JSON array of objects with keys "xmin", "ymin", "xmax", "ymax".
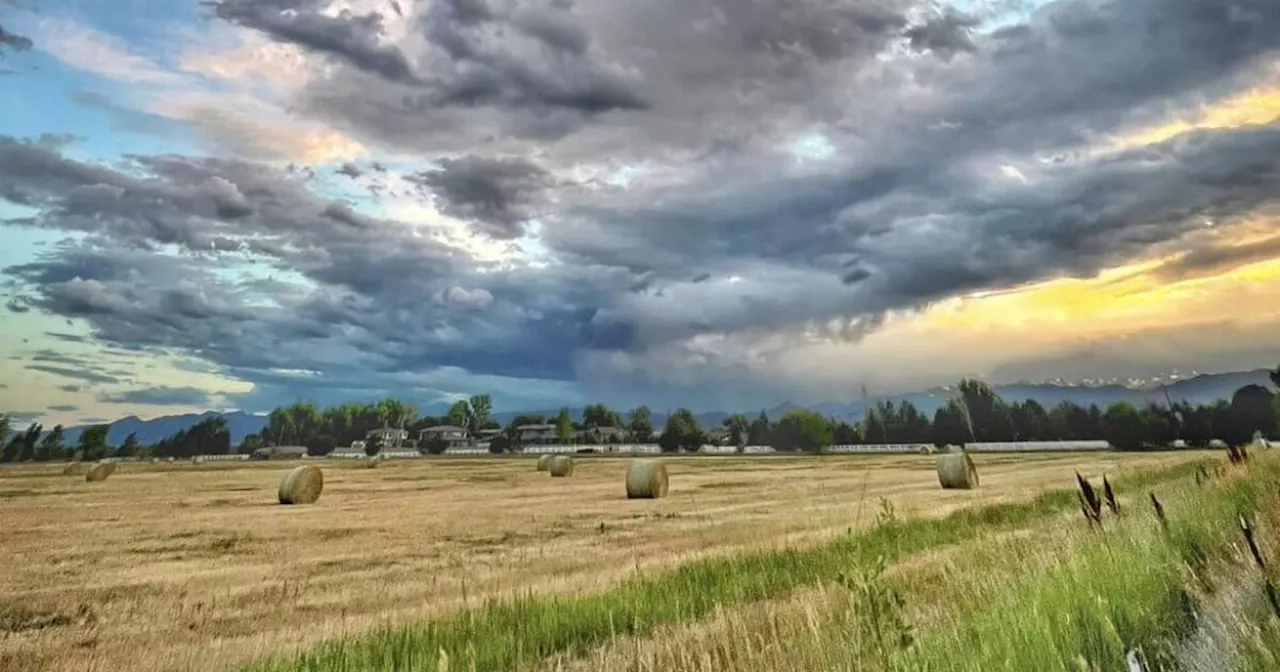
[
  {"xmin": 827, "ymin": 444, "xmax": 934, "ymax": 454},
  {"xmin": 193, "ymin": 453, "xmax": 252, "ymax": 462},
  {"xmin": 965, "ymin": 440, "xmax": 1112, "ymax": 452},
  {"xmin": 313, "ymin": 439, "xmax": 1121, "ymax": 461}
]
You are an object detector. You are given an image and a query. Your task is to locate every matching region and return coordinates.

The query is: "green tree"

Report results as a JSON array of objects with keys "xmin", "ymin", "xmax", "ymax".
[
  {"xmin": 1227, "ymin": 384, "xmax": 1276, "ymax": 446},
  {"xmin": 1010, "ymin": 400, "xmax": 1052, "ymax": 441},
  {"xmin": 1049, "ymin": 401, "xmax": 1097, "ymax": 440},
  {"xmin": 555, "ymin": 408, "xmax": 573, "ymax": 443},
  {"xmin": 1, "ymin": 436, "xmax": 19, "ymax": 463},
  {"xmin": 447, "ymin": 400, "xmax": 472, "ymax": 432},
  {"xmin": 831, "ymin": 419, "xmax": 861, "ymax": 445},
  {"xmin": 468, "ymin": 394, "xmax": 493, "ymax": 435},
  {"xmin": 1270, "ymin": 364, "xmax": 1280, "ymax": 389},
  {"xmin": 863, "ymin": 403, "xmax": 889, "ymax": 443},
  {"xmin": 78, "ymin": 424, "xmax": 111, "ymax": 461},
  {"xmin": 36, "ymin": 425, "xmax": 64, "ymax": 462},
  {"xmin": 583, "ymin": 403, "xmax": 621, "ymax": 428},
  {"xmin": 17, "ymin": 422, "xmax": 41, "ymax": 462},
  {"xmin": 1100, "ymin": 402, "xmax": 1147, "ymax": 450},
  {"xmin": 628, "ymin": 406, "xmax": 653, "ymax": 443},
  {"xmin": 956, "ymin": 379, "xmax": 1015, "ymax": 442},
  {"xmin": 117, "ymin": 432, "xmax": 142, "ymax": 457},
  {"xmin": 1137, "ymin": 405, "xmax": 1178, "ymax": 447},
  {"xmin": 722, "ymin": 414, "xmax": 750, "ymax": 447},
  {"xmin": 772, "ymin": 410, "xmax": 833, "ymax": 452},
  {"xmin": 659, "ymin": 408, "xmax": 702, "ymax": 452},
  {"xmin": 896, "ymin": 401, "xmax": 932, "ymax": 444},
  {"xmin": 237, "ymin": 433, "xmax": 266, "ymax": 455},
  {"xmin": 0, "ymin": 414, "xmax": 9, "ymax": 454},
  {"xmin": 747, "ymin": 411, "xmax": 771, "ymax": 446},
  {"xmin": 931, "ymin": 401, "xmax": 969, "ymax": 446}
]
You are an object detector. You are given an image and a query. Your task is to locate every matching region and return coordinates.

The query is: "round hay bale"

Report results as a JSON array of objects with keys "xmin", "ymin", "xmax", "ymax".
[
  {"xmin": 536, "ymin": 454, "xmax": 554, "ymax": 471},
  {"xmin": 278, "ymin": 465, "xmax": 324, "ymax": 505},
  {"xmin": 944, "ymin": 444, "xmax": 964, "ymax": 453},
  {"xmin": 548, "ymin": 455, "xmax": 574, "ymax": 477},
  {"xmin": 85, "ymin": 462, "xmax": 117, "ymax": 482},
  {"xmin": 937, "ymin": 451, "xmax": 978, "ymax": 489},
  {"xmin": 62, "ymin": 462, "xmax": 88, "ymax": 476},
  {"xmin": 919, "ymin": 445, "xmax": 934, "ymax": 455},
  {"xmin": 625, "ymin": 459, "xmax": 669, "ymax": 499},
  {"xmin": 192, "ymin": 456, "xmax": 205, "ymax": 464}
]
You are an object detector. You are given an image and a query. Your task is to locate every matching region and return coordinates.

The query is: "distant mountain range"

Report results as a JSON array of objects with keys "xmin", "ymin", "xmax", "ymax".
[{"xmin": 11, "ymin": 369, "xmax": 1278, "ymax": 446}]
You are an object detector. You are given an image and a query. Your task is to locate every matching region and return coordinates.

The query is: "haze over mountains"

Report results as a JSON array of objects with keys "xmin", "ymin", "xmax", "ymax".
[{"xmin": 25, "ymin": 369, "xmax": 1278, "ymax": 446}]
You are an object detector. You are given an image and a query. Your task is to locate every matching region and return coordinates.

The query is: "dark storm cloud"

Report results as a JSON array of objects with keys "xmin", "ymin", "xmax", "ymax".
[
  {"xmin": 406, "ymin": 155, "xmax": 555, "ymax": 238},
  {"xmin": 904, "ymin": 7, "xmax": 979, "ymax": 60},
  {"xmin": 0, "ymin": 140, "xmax": 643, "ymax": 393},
  {"xmin": 5, "ymin": 0, "xmax": 1280, "ymax": 409},
  {"xmin": 0, "ymin": 22, "xmax": 33, "ymax": 54},
  {"xmin": 293, "ymin": 0, "xmax": 915, "ymax": 153},
  {"xmin": 99, "ymin": 386, "xmax": 214, "ymax": 406}
]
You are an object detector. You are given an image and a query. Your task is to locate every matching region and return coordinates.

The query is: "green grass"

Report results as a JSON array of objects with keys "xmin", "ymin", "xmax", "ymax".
[
  {"xmin": 242, "ymin": 459, "xmax": 1211, "ymax": 672},
  {"xmin": 887, "ymin": 462, "xmax": 1280, "ymax": 671}
]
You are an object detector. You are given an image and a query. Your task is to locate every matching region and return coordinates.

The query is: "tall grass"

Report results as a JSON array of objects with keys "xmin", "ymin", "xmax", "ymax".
[
  {"xmin": 878, "ymin": 457, "xmax": 1280, "ymax": 671},
  {"xmin": 243, "ymin": 459, "xmax": 1210, "ymax": 672}
]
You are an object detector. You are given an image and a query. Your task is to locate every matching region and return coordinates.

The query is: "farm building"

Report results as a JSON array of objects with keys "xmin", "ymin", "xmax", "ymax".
[
  {"xmin": 516, "ymin": 424, "xmax": 558, "ymax": 444},
  {"xmin": 418, "ymin": 425, "xmax": 470, "ymax": 449}
]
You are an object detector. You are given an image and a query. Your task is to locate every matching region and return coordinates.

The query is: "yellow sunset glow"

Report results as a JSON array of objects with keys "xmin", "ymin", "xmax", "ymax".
[
  {"xmin": 909, "ymin": 253, "xmax": 1280, "ymax": 344},
  {"xmin": 1116, "ymin": 81, "xmax": 1280, "ymax": 149}
]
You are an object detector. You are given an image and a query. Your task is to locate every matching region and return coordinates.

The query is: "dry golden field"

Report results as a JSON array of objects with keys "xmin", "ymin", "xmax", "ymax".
[{"xmin": 0, "ymin": 452, "xmax": 1208, "ymax": 672}]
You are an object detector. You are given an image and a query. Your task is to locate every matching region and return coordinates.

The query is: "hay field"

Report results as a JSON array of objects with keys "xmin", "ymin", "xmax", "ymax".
[{"xmin": 0, "ymin": 452, "xmax": 1206, "ymax": 672}]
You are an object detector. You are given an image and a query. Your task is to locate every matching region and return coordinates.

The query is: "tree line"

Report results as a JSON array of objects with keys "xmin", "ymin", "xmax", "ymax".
[{"xmin": 2, "ymin": 368, "xmax": 1278, "ymax": 461}]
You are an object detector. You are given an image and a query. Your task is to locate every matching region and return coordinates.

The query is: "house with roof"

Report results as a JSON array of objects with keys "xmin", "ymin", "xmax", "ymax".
[
  {"xmin": 516, "ymin": 423, "xmax": 558, "ymax": 444},
  {"xmin": 573, "ymin": 426, "xmax": 629, "ymax": 444},
  {"xmin": 418, "ymin": 424, "xmax": 470, "ymax": 450},
  {"xmin": 367, "ymin": 427, "xmax": 409, "ymax": 449},
  {"xmin": 705, "ymin": 428, "xmax": 733, "ymax": 446}
]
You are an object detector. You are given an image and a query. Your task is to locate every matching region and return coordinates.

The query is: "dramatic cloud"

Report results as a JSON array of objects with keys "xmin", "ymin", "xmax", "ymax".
[
  {"xmin": 0, "ymin": 23, "xmax": 33, "ymax": 54},
  {"xmin": 3, "ymin": 0, "xmax": 1280, "ymax": 412},
  {"xmin": 98, "ymin": 386, "xmax": 214, "ymax": 406},
  {"xmin": 25, "ymin": 364, "xmax": 121, "ymax": 385},
  {"xmin": 407, "ymin": 155, "xmax": 556, "ymax": 238}
]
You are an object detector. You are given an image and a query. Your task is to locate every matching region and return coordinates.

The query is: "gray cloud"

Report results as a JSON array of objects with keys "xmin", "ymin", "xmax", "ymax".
[
  {"xmin": 57, "ymin": 384, "xmax": 82, "ymax": 392},
  {"xmin": 25, "ymin": 364, "xmax": 121, "ymax": 385},
  {"xmin": 407, "ymin": 155, "xmax": 555, "ymax": 238},
  {"xmin": 205, "ymin": 0, "xmax": 420, "ymax": 84},
  {"xmin": 294, "ymin": 0, "xmax": 915, "ymax": 155},
  {"xmin": 904, "ymin": 7, "xmax": 979, "ymax": 60},
  {"xmin": 98, "ymin": 386, "xmax": 214, "ymax": 406},
  {"xmin": 4, "ymin": 0, "xmax": 1280, "ymax": 410},
  {"xmin": 46, "ymin": 404, "xmax": 78, "ymax": 412},
  {"xmin": 43, "ymin": 331, "xmax": 89, "ymax": 344},
  {"xmin": 6, "ymin": 411, "xmax": 41, "ymax": 425},
  {"xmin": 0, "ymin": 22, "xmax": 33, "ymax": 54},
  {"xmin": 1151, "ymin": 233, "xmax": 1280, "ymax": 283}
]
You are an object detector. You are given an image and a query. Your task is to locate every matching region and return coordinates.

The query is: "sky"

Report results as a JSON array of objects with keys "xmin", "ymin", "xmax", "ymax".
[{"xmin": 1, "ymin": 0, "xmax": 1279, "ymax": 427}]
